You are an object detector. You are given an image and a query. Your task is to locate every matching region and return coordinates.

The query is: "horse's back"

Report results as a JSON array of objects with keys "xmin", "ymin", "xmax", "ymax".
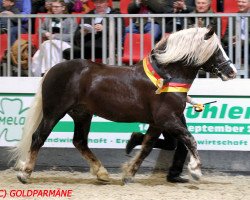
[{"xmin": 42, "ymin": 59, "xmax": 138, "ymax": 112}]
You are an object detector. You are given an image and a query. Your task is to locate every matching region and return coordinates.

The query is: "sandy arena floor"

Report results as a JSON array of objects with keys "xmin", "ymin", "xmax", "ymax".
[{"xmin": 1, "ymin": 168, "xmax": 250, "ymax": 200}]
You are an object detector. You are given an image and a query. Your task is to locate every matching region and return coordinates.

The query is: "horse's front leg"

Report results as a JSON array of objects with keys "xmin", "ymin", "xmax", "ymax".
[{"xmin": 122, "ymin": 126, "xmax": 161, "ymax": 184}]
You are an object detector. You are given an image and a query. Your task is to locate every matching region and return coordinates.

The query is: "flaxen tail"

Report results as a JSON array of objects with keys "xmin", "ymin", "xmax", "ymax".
[{"xmin": 9, "ymin": 78, "xmax": 44, "ymax": 169}]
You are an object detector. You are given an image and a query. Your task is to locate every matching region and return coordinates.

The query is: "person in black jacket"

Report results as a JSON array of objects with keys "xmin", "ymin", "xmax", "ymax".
[
  {"xmin": 125, "ymin": 0, "xmax": 168, "ymax": 41},
  {"xmin": 63, "ymin": 0, "xmax": 124, "ymax": 60},
  {"xmin": 165, "ymin": 0, "xmax": 195, "ymax": 32}
]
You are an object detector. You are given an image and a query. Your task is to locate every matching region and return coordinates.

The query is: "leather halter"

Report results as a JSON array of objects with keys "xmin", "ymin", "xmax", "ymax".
[{"xmin": 211, "ymin": 60, "xmax": 233, "ymax": 76}]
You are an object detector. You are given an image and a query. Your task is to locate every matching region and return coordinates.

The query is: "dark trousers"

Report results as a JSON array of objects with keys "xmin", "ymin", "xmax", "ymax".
[
  {"xmin": 63, "ymin": 33, "xmax": 106, "ymax": 60},
  {"xmin": 63, "ymin": 45, "xmax": 104, "ymax": 60},
  {"xmin": 161, "ymin": 115, "xmax": 188, "ymax": 177},
  {"xmin": 133, "ymin": 115, "xmax": 188, "ymax": 177}
]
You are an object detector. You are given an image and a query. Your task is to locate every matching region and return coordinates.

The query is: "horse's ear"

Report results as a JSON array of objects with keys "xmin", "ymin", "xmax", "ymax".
[
  {"xmin": 155, "ymin": 36, "xmax": 168, "ymax": 51},
  {"xmin": 204, "ymin": 25, "xmax": 215, "ymax": 40}
]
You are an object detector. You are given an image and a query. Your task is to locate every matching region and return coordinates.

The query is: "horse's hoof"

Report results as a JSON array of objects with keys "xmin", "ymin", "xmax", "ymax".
[
  {"xmin": 188, "ymin": 166, "xmax": 202, "ymax": 181},
  {"xmin": 122, "ymin": 176, "xmax": 134, "ymax": 184},
  {"xmin": 96, "ymin": 167, "xmax": 110, "ymax": 182},
  {"xmin": 97, "ymin": 174, "xmax": 110, "ymax": 182},
  {"xmin": 190, "ymin": 171, "xmax": 202, "ymax": 181},
  {"xmin": 17, "ymin": 172, "xmax": 30, "ymax": 184}
]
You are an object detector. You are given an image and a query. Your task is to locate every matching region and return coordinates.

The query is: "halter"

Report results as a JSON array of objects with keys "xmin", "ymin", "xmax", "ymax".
[{"xmin": 210, "ymin": 60, "xmax": 233, "ymax": 76}]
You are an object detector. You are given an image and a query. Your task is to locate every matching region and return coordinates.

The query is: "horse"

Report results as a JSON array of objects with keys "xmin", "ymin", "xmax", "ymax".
[{"xmin": 10, "ymin": 27, "xmax": 237, "ymax": 184}]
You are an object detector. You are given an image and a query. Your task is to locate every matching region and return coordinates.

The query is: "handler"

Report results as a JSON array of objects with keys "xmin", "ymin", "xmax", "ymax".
[{"xmin": 126, "ymin": 96, "xmax": 204, "ymax": 183}]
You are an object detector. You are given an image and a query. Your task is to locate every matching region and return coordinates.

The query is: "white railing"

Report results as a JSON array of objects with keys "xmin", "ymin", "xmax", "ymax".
[{"xmin": 0, "ymin": 13, "xmax": 249, "ymax": 78}]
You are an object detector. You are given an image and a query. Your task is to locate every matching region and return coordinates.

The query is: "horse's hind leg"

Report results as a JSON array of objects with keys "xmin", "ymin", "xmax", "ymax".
[
  {"xmin": 122, "ymin": 125, "xmax": 161, "ymax": 183},
  {"xmin": 17, "ymin": 117, "xmax": 61, "ymax": 183},
  {"xmin": 69, "ymin": 109, "xmax": 109, "ymax": 182}
]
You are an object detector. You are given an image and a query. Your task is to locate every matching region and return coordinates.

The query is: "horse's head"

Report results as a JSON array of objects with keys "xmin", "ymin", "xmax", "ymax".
[
  {"xmin": 201, "ymin": 28, "xmax": 237, "ymax": 81},
  {"xmin": 153, "ymin": 27, "xmax": 237, "ymax": 81}
]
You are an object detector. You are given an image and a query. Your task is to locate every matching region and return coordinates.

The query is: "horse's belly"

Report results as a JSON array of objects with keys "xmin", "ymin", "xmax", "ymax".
[{"xmin": 86, "ymin": 96, "xmax": 149, "ymax": 123}]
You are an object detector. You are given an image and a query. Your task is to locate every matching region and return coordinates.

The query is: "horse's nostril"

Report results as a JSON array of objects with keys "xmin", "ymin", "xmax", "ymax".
[{"xmin": 229, "ymin": 71, "xmax": 236, "ymax": 78}]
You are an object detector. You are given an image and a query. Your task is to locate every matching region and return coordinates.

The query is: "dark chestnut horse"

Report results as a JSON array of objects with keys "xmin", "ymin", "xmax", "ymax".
[{"xmin": 11, "ymin": 27, "xmax": 237, "ymax": 184}]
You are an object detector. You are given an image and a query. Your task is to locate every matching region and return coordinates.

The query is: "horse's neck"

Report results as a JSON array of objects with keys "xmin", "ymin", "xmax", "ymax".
[{"xmin": 163, "ymin": 62, "xmax": 199, "ymax": 84}]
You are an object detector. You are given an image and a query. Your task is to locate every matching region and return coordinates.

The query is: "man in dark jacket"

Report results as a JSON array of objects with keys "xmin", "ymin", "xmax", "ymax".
[
  {"xmin": 63, "ymin": 0, "xmax": 124, "ymax": 60},
  {"xmin": 0, "ymin": 0, "xmax": 20, "ymax": 34}
]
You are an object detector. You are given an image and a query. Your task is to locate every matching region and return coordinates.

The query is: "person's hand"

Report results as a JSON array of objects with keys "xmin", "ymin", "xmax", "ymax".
[
  {"xmin": 81, "ymin": 28, "xmax": 90, "ymax": 35},
  {"xmin": 173, "ymin": 0, "xmax": 186, "ymax": 12},
  {"xmin": 177, "ymin": 0, "xmax": 185, "ymax": 9},
  {"xmin": 193, "ymin": 103, "xmax": 204, "ymax": 112},
  {"xmin": 232, "ymin": 36, "xmax": 236, "ymax": 45},
  {"xmin": 94, "ymin": 24, "xmax": 103, "ymax": 32},
  {"xmin": 198, "ymin": 18, "xmax": 203, "ymax": 27}
]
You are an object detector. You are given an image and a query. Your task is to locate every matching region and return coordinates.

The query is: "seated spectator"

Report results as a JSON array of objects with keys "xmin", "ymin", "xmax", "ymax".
[
  {"xmin": 63, "ymin": 0, "xmax": 124, "ymax": 60},
  {"xmin": 125, "ymin": 0, "xmax": 167, "ymax": 41},
  {"xmin": 72, "ymin": 0, "xmax": 91, "ymax": 13},
  {"xmin": 0, "ymin": 0, "xmax": 20, "ymax": 34},
  {"xmin": 165, "ymin": 0, "xmax": 195, "ymax": 32},
  {"xmin": 187, "ymin": 0, "xmax": 217, "ymax": 29},
  {"xmin": 31, "ymin": 0, "xmax": 78, "ymax": 76},
  {"xmin": 31, "ymin": 0, "xmax": 52, "ymax": 33},
  {"xmin": 33, "ymin": 0, "xmax": 53, "ymax": 14},
  {"xmin": 10, "ymin": 0, "xmax": 31, "ymax": 44},
  {"xmin": 222, "ymin": 0, "xmax": 250, "ymax": 77},
  {"xmin": 64, "ymin": 0, "xmax": 91, "ymax": 13}
]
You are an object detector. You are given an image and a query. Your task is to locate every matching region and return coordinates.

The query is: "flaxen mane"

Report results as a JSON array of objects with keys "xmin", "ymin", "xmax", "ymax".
[{"xmin": 154, "ymin": 27, "xmax": 220, "ymax": 66}]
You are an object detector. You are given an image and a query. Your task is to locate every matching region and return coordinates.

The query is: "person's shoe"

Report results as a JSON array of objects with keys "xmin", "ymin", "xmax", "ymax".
[
  {"xmin": 167, "ymin": 175, "xmax": 189, "ymax": 183},
  {"xmin": 125, "ymin": 132, "xmax": 143, "ymax": 154}
]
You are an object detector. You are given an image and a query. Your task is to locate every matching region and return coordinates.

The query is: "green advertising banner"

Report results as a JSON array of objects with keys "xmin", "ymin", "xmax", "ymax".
[{"xmin": 0, "ymin": 94, "xmax": 249, "ymax": 150}]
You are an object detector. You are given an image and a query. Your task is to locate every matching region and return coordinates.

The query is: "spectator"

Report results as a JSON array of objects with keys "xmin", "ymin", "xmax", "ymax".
[
  {"xmin": 63, "ymin": 0, "xmax": 124, "ymax": 60},
  {"xmin": 222, "ymin": 0, "xmax": 250, "ymax": 76},
  {"xmin": 64, "ymin": 0, "xmax": 77, "ymax": 13},
  {"xmin": 32, "ymin": 0, "xmax": 53, "ymax": 14},
  {"xmin": 187, "ymin": 0, "xmax": 217, "ymax": 29},
  {"xmin": 223, "ymin": 0, "xmax": 250, "ymax": 46},
  {"xmin": 165, "ymin": 0, "xmax": 195, "ymax": 32},
  {"xmin": 10, "ymin": 0, "xmax": 31, "ymax": 44},
  {"xmin": 125, "ymin": 0, "xmax": 167, "ymax": 41},
  {"xmin": 0, "ymin": 0, "xmax": 20, "ymax": 34},
  {"xmin": 31, "ymin": 0, "xmax": 52, "ymax": 33},
  {"xmin": 72, "ymin": 0, "xmax": 91, "ymax": 13},
  {"xmin": 31, "ymin": 0, "xmax": 78, "ymax": 76},
  {"xmin": 188, "ymin": 0, "xmax": 217, "ymax": 78}
]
